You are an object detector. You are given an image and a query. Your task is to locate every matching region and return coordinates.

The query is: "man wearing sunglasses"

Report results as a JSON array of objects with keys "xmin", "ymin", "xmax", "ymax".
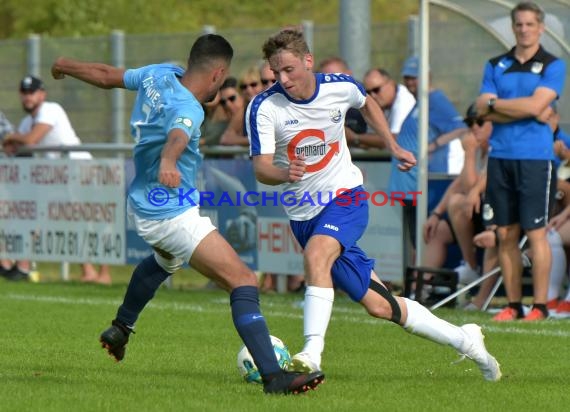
[
  {"xmin": 363, "ymin": 68, "xmax": 415, "ymax": 141},
  {"xmin": 220, "ymin": 76, "xmax": 249, "ymax": 146}
]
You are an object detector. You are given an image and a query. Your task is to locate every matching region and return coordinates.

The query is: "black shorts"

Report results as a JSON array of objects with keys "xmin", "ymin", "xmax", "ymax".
[{"xmin": 484, "ymin": 158, "xmax": 554, "ymax": 230}]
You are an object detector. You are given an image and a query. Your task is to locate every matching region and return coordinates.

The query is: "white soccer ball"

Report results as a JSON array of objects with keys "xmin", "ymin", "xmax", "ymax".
[{"xmin": 236, "ymin": 335, "xmax": 291, "ymax": 384}]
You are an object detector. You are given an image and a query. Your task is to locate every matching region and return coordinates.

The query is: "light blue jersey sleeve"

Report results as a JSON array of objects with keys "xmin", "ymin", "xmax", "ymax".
[{"xmin": 124, "ymin": 64, "xmax": 206, "ymax": 219}]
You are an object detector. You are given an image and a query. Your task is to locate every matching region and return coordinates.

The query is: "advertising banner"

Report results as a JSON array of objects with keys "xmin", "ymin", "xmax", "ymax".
[{"xmin": 0, "ymin": 158, "xmax": 125, "ymax": 264}]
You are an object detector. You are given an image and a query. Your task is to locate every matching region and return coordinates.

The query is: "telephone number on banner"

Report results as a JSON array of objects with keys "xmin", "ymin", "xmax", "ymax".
[{"xmin": 30, "ymin": 230, "xmax": 123, "ymax": 260}]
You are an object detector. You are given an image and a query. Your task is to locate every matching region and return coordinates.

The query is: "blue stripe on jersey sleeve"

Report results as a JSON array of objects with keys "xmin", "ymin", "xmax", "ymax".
[
  {"xmin": 247, "ymin": 90, "xmax": 279, "ymax": 156},
  {"xmin": 318, "ymin": 72, "xmax": 366, "ymax": 96}
]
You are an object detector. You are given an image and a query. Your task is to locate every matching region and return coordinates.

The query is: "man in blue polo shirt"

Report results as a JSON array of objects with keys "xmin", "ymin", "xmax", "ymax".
[
  {"xmin": 476, "ymin": 1, "xmax": 566, "ymax": 321},
  {"xmin": 388, "ymin": 57, "xmax": 467, "ymax": 251}
]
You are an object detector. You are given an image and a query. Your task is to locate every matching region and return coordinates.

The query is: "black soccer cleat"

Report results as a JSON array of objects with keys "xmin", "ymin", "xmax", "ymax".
[
  {"xmin": 263, "ymin": 371, "xmax": 325, "ymax": 395},
  {"xmin": 99, "ymin": 319, "xmax": 133, "ymax": 362}
]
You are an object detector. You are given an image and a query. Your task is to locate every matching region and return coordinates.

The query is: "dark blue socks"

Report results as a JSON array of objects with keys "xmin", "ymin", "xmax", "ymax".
[
  {"xmin": 116, "ymin": 254, "xmax": 171, "ymax": 327},
  {"xmin": 230, "ymin": 286, "xmax": 281, "ymax": 378}
]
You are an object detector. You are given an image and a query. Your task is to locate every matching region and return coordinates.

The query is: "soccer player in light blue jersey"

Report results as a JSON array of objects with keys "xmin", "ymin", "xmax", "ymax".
[{"xmin": 51, "ymin": 34, "xmax": 323, "ymax": 395}]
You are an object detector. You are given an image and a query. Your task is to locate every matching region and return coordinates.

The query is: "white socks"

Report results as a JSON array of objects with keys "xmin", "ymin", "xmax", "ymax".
[
  {"xmin": 302, "ymin": 286, "xmax": 334, "ymax": 368},
  {"xmin": 547, "ymin": 229, "xmax": 566, "ymax": 301},
  {"xmin": 403, "ymin": 298, "xmax": 469, "ymax": 353}
]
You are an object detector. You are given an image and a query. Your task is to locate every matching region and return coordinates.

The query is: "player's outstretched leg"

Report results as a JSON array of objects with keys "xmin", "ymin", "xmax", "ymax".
[
  {"xmin": 229, "ymin": 285, "xmax": 325, "ymax": 394},
  {"xmin": 99, "ymin": 254, "xmax": 170, "ymax": 361},
  {"xmin": 403, "ymin": 298, "xmax": 501, "ymax": 381},
  {"xmin": 289, "ymin": 286, "xmax": 334, "ymax": 373}
]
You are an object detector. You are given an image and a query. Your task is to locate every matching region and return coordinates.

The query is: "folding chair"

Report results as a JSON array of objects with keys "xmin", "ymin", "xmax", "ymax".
[{"xmin": 429, "ymin": 235, "xmax": 528, "ymax": 311}]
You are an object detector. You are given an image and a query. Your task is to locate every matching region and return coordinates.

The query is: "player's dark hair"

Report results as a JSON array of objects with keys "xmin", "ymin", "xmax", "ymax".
[
  {"xmin": 511, "ymin": 1, "xmax": 545, "ymax": 24},
  {"xmin": 188, "ymin": 34, "xmax": 233, "ymax": 71},
  {"xmin": 262, "ymin": 28, "xmax": 310, "ymax": 61}
]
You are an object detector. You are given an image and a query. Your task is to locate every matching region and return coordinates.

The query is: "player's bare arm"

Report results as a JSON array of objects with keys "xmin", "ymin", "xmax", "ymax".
[
  {"xmin": 51, "ymin": 57, "xmax": 126, "ymax": 89},
  {"xmin": 252, "ymin": 153, "xmax": 305, "ymax": 185},
  {"xmin": 358, "ymin": 95, "xmax": 394, "ymax": 150},
  {"xmin": 358, "ymin": 95, "xmax": 416, "ymax": 170},
  {"xmin": 159, "ymin": 128, "xmax": 189, "ymax": 188}
]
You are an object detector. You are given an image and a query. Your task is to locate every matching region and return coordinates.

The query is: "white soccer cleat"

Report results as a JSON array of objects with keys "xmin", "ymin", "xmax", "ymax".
[
  {"xmin": 289, "ymin": 352, "xmax": 321, "ymax": 373},
  {"xmin": 459, "ymin": 324, "xmax": 502, "ymax": 381}
]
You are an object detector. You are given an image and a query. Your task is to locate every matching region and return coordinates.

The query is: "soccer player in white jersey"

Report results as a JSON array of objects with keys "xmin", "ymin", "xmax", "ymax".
[
  {"xmin": 50, "ymin": 34, "xmax": 323, "ymax": 395},
  {"xmin": 246, "ymin": 28, "xmax": 501, "ymax": 382}
]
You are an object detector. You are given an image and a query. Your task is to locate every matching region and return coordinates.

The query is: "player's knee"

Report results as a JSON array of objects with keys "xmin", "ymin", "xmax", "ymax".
[
  {"xmin": 368, "ymin": 279, "xmax": 402, "ymax": 324},
  {"xmin": 365, "ymin": 301, "xmax": 392, "ymax": 320},
  {"xmin": 154, "ymin": 251, "xmax": 183, "ymax": 274}
]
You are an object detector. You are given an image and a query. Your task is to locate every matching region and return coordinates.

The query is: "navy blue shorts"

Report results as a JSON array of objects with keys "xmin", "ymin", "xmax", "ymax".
[
  {"xmin": 484, "ymin": 158, "xmax": 553, "ymax": 230},
  {"xmin": 290, "ymin": 186, "xmax": 375, "ymax": 302}
]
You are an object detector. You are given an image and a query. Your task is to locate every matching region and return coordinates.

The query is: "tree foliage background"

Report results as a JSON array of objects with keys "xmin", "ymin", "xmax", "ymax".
[{"xmin": 0, "ymin": 0, "xmax": 419, "ymax": 39}]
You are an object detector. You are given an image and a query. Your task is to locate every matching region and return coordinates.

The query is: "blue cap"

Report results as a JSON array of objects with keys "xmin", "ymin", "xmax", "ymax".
[{"xmin": 401, "ymin": 56, "xmax": 419, "ymax": 78}]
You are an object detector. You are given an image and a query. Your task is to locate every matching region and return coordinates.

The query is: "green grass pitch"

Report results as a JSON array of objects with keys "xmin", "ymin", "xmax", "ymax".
[{"xmin": 0, "ymin": 279, "xmax": 568, "ymax": 412}]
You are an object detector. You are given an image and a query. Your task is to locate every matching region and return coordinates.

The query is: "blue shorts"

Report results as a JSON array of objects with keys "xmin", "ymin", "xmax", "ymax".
[
  {"xmin": 485, "ymin": 158, "xmax": 554, "ymax": 230},
  {"xmin": 290, "ymin": 186, "xmax": 375, "ymax": 302}
]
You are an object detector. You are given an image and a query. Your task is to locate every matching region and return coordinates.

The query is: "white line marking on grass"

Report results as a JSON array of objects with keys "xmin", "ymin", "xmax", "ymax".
[
  {"xmin": 483, "ymin": 325, "xmax": 570, "ymax": 338},
  {"xmin": 3, "ymin": 293, "xmax": 210, "ymax": 313},
  {"xmin": 4, "ymin": 292, "xmax": 569, "ymax": 337}
]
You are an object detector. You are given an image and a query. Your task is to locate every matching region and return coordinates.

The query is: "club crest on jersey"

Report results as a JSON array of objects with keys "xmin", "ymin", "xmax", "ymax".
[
  {"xmin": 174, "ymin": 117, "xmax": 193, "ymax": 128},
  {"xmin": 329, "ymin": 108, "xmax": 342, "ymax": 123},
  {"xmin": 531, "ymin": 62, "xmax": 543, "ymax": 74}
]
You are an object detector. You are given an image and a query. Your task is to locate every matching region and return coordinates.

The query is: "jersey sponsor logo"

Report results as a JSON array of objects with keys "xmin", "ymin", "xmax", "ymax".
[
  {"xmin": 287, "ymin": 129, "xmax": 340, "ymax": 172},
  {"xmin": 285, "ymin": 119, "xmax": 299, "ymax": 126},
  {"xmin": 531, "ymin": 62, "xmax": 543, "ymax": 74},
  {"xmin": 329, "ymin": 108, "xmax": 342, "ymax": 123},
  {"xmin": 323, "ymin": 223, "xmax": 339, "ymax": 231},
  {"xmin": 174, "ymin": 117, "xmax": 192, "ymax": 127}
]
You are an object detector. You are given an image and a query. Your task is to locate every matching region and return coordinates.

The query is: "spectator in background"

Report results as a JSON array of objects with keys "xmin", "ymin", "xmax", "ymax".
[
  {"xmin": 200, "ymin": 90, "xmax": 229, "ymax": 147},
  {"xmin": 0, "ymin": 110, "xmax": 18, "ymax": 279},
  {"xmin": 220, "ymin": 65, "xmax": 264, "ymax": 147},
  {"xmin": 420, "ymin": 104, "xmax": 491, "ymax": 295},
  {"xmin": 447, "ymin": 104, "xmax": 491, "ymax": 285},
  {"xmin": 475, "ymin": 1, "xmax": 566, "ymax": 321},
  {"xmin": 1, "ymin": 75, "xmax": 111, "ymax": 283},
  {"xmin": 387, "ymin": 57, "xmax": 467, "ymax": 262},
  {"xmin": 259, "ymin": 60, "xmax": 276, "ymax": 88},
  {"xmin": 219, "ymin": 76, "xmax": 247, "ymax": 146},
  {"xmin": 3, "ymin": 76, "xmax": 91, "ymax": 159},
  {"xmin": 0, "ymin": 109, "xmax": 14, "ymax": 143},
  {"xmin": 317, "ymin": 56, "xmax": 368, "ymax": 146},
  {"xmin": 359, "ymin": 67, "xmax": 416, "ymax": 145}
]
